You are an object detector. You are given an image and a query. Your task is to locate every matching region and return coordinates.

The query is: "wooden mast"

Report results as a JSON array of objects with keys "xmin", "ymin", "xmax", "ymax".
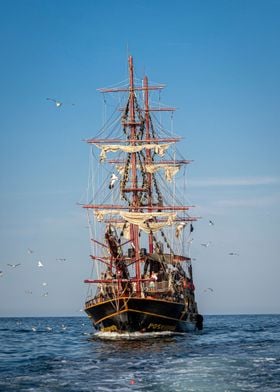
[
  {"xmin": 143, "ymin": 75, "xmax": 154, "ymax": 254},
  {"xmin": 128, "ymin": 56, "xmax": 141, "ymax": 292}
]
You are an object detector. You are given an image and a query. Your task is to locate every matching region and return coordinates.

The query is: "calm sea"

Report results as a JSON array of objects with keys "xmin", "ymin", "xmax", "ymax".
[{"xmin": 0, "ymin": 315, "xmax": 279, "ymax": 391}]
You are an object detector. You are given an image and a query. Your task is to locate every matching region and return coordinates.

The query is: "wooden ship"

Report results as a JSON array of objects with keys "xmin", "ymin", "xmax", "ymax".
[{"xmin": 83, "ymin": 56, "xmax": 203, "ymax": 334}]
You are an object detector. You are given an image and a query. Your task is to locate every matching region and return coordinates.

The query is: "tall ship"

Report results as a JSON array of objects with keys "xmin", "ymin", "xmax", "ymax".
[{"xmin": 83, "ymin": 56, "xmax": 203, "ymax": 334}]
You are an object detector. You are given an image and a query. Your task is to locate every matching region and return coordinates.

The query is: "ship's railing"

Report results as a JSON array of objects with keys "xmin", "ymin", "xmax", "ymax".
[{"xmin": 84, "ymin": 279, "xmax": 172, "ymax": 307}]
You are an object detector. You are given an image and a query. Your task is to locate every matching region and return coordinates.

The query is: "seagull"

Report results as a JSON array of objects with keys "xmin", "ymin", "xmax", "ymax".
[
  {"xmin": 56, "ymin": 258, "xmax": 67, "ymax": 262},
  {"xmin": 228, "ymin": 252, "xmax": 239, "ymax": 256},
  {"xmin": 46, "ymin": 97, "xmax": 63, "ymax": 107},
  {"xmin": 37, "ymin": 260, "xmax": 44, "ymax": 268},
  {"xmin": 209, "ymin": 220, "xmax": 214, "ymax": 226},
  {"xmin": 46, "ymin": 326, "xmax": 52, "ymax": 331},
  {"xmin": 61, "ymin": 324, "xmax": 67, "ymax": 330},
  {"xmin": 7, "ymin": 263, "xmax": 21, "ymax": 268},
  {"xmin": 0, "ymin": 271, "xmax": 3, "ymax": 277},
  {"xmin": 46, "ymin": 98, "xmax": 75, "ymax": 108},
  {"xmin": 204, "ymin": 287, "xmax": 214, "ymax": 292},
  {"xmin": 27, "ymin": 248, "xmax": 34, "ymax": 254},
  {"xmin": 41, "ymin": 292, "xmax": 48, "ymax": 297},
  {"xmin": 25, "ymin": 290, "xmax": 33, "ymax": 295},
  {"xmin": 109, "ymin": 173, "xmax": 118, "ymax": 189},
  {"xmin": 42, "ymin": 282, "xmax": 48, "ymax": 286},
  {"xmin": 31, "ymin": 326, "xmax": 37, "ymax": 332},
  {"xmin": 200, "ymin": 242, "xmax": 211, "ymax": 247},
  {"xmin": 175, "ymin": 222, "xmax": 186, "ymax": 238}
]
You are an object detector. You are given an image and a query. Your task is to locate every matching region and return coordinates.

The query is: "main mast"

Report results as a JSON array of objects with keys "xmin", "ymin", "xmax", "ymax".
[
  {"xmin": 143, "ymin": 75, "xmax": 154, "ymax": 254},
  {"xmin": 128, "ymin": 56, "xmax": 141, "ymax": 292}
]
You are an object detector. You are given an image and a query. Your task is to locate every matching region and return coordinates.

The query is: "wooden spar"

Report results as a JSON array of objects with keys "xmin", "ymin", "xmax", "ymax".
[
  {"xmin": 91, "ymin": 239, "xmax": 108, "ymax": 248},
  {"xmin": 118, "ymin": 107, "xmax": 176, "ymax": 112},
  {"xmin": 107, "ymin": 159, "xmax": 193, "ymax": 164},
  {"xmin": 102, "ymin": 217, "xmax": 199, "ymax": 224},
  {"xmin": 84, "ymin": 278, "xmax": 156, "ymax": 284},
  {"xmin": 97, "ymin": 85, "xmax": 165, "ymax": 93},
  {"xmin": 86, "ymin": 137, "xmax": 181, "ymax": 144},
  {"xmin": 90, "ymin": 254, "xmax": 192, "ymax": 262},
  {"xmin": 83, "ymin": 204, "xmax": 194, "ymax": 210},
  {"xmin": 90, "ymin": 255, "xmax": 111, "ymax": 267}
]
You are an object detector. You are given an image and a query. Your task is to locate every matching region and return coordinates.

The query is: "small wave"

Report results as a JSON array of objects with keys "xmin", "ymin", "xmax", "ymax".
[{"xmin": 93, "ymin": 330, "xmax": 185, "ymax": 340}]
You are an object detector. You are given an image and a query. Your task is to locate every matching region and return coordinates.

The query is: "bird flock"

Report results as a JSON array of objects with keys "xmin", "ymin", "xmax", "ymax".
[
  {"xmin": 187, "ymin": 219, "xmax": 240, "ymax": 295},
  {"xmin": 1, "ymin": 247, "xmax": 69, "ymax": 299}
]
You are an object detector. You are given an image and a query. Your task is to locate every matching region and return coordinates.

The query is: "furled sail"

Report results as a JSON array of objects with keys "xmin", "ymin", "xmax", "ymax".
[
  {"xmin": 94, "ymin": 143, "xmax": 174, "ymax": 162},
  {"xmin": 94, "ymin": 210, "xmax": 177, "ymax": 232},
  {"xmin": 115, "ymin": 163, "xmax": 181, "ymax": 182}
]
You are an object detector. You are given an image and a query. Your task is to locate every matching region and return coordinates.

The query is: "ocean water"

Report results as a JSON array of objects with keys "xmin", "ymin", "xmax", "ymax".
[{"xmin": 0, "ymin": 315, "xmax": 279, "ymax": 391}]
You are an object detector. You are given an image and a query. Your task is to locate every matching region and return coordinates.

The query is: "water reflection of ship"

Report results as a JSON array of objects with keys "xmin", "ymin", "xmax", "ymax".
[{"xmin": 83, "ymin": 56, "xmax": 203, "ymax": 334}]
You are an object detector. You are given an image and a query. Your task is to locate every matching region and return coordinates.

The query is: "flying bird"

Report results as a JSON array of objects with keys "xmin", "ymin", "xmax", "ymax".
[
  {"xmin": 42, "ymin": 282, "xmax": 48, "ymax": 286},
  {"xmin": 200, "ymin": 242, "xmax": 211, "ymax": 247},
  {"xmin": 0, "ymin": 271, "xmax": 3, "ymax": 277},
  {"xmin": 209, "ymin": 220, "xmax": 214, "ymax": 226},
  {"xmin": 41, "ymin": 292, "xmax": 48, "ymax": 297},
  {"xmin": 46, "ymin": 97, "xmax": 63, "ymax": 107},
  {"xmin": 46, "ymin": 98, "xmax": 75, "ymax": 108},
  {"xmin": 7, "ymin": 263, "xmax": 21, "ymax": 268},
  {"xmin": 175, "ymin": 222, "xmax": 186, "ymax": 238},
  {"xmin": 204, "ymin": 287, "xmax": 214, "ymax": 293},
  {"xmin": 25, "ymin": 290, "xmax": 33, "ymax": 295},
  {"xmin": 56, "ymin": 258, "xmax": 67, "ymax": 262},
  {"xmin": 37, "ymin": 260, "xmax": 44, "ymax": 268},
  {"xmin": 228, "ymin": 252, "xmax": 239, "ymax": 256},
  {"xmin": 109, "ymin": 173, "xmax": 118, "ymax": 189},
  {"xmin": 27, "ymin": 248, "xmax": 34, "ymax": 254}
]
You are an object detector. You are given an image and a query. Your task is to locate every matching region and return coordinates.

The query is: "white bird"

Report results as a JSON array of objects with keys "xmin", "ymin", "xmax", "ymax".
[
  {"xmin": 37, "ymin": 260, "xmax": 44, "ymax": 268},
  {"xmin": 7, "ymin": 263, "xmax": 21, "ymax": 268},
  {"xmin": 46, "ymin": 326, "xmax": 52, "ymax": 331},
  {"xmin": 42, "ymin": 282, "xmax": 48, "ymax": 286},
  {"xmin": 228, "ymin": 252, "xmax": 239, "ymax": 256},
  {"xmin": 46, "ymin": 98, "xmax": 75, "ymax": 108},
  {"xmin": 200, "ymin": 242, "xmax": 211, "ymax": 247},
  {"xmin": 31, "ymin": 326, "xmax": 37, "ymax": 332},
  {"xmin": 46, "ymin": 97, "xmax": 63, "ymax": 107},
  {"xmin": 175, "ymin": 222, "xmax": 186, "ymax": 238},
  {"xmin": 27, "ymin": 248, "xmax": 34, "ymax": 254},
  {"xmin": 109, "ymin": 173, "xmax": 118, "ymax": 189},
  {"xmin": 61, "ymin": 324, "xmax": 67, "ymax": 330},
  {"xmin": 209, "ymin": 220, "xmax": 214, "ymax": 226}
]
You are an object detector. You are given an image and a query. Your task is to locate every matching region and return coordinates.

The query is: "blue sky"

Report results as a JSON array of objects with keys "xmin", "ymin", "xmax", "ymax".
[{"xmin": 0, "ymin": 0, "xmax": 279, "ymax": 316}]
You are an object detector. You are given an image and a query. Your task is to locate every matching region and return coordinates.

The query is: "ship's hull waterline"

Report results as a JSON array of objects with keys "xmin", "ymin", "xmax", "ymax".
[{"xmin": 85, "ymin": 297, "xmax": 202, "ymax": 333}]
